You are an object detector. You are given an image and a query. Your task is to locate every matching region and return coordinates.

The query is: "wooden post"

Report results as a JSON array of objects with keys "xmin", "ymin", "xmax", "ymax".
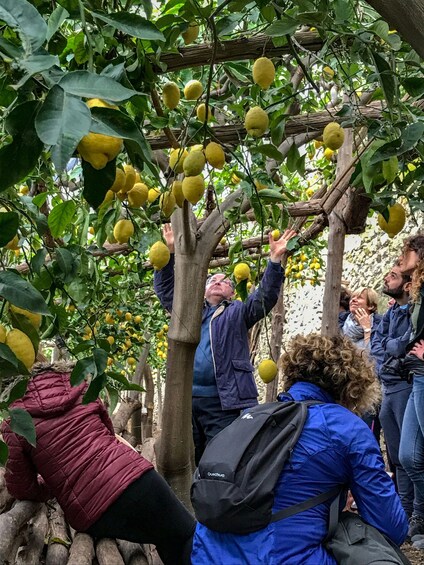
[{"xmin": 321, "ymin": 129, "xmax": 353, "ymax": 336}]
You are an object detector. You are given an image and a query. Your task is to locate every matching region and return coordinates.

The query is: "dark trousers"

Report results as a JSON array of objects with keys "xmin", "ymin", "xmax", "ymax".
[
  {"xmin": 86, "ymin": 470, "xmax": 195, "ymax": 565},
  {"xmin": 362, "ymin": 409, "xmax": 382, "ymax": 445},
  {"xmin": 380, "ymin": 386, "xmax": 414, "ymax": 517},
  {"xmin": 192, "ymin": 396, "xmax": 240, "ymax": 465}
]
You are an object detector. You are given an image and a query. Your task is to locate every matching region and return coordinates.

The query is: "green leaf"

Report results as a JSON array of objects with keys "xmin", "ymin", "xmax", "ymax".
[
  {"xmin": 235, "ymin": 278, "xmax": 248, "ymax": 302},
  {"xmin": 402, "ymin": 77, "xmax": 424, "ymax": 98},
  {"xmin": 250, "ymin": 144, "xmax": 283, "ymax": 161},
  {"xmin": 54, "ymin": 247, "xmax": 79, "ymax": 284},
  {"xmin": 265, "ymin": 18, "xmax": 298, "ymax": 37},
  {"xmin": 371, "ymin": 52, "xmax": 396, "ymax": 108},
  {"xmin": 0, "ymin": 441, "xmax": 8, "ymax": 465},
  {"xmin": 286, "ymin": 236, "xmax": 300, "ymax": 252},
  {"xmin": 0, "ymin": 101, "xmax": 43, "ymax": 193},
  {"xmin": 32, "ymin": 193, "xmax": 48, "ymax": 208},
  {"xmin": 59, "ymin": 71, "xmax": 138, "ymax": 102},
  {"xmin": 93, "ymin": 348, "xmax": 108, "ymax": 375},
  {"xmin": 47, "ymin": 5, "xmax": 69, "ymax": 42},
  {"xmin": 20, "ymin": 52, "xmax": 59, "ymax": 76},
  {"xmin": 3, "ymin": 378, "xmax": 29, "ymax": 406},
  {"xmin": 258, "ymin": 189, "xmax": 286, "ymax": 203},
  {"xmin": 333, "ymin": 0, "xmax": 354, "ymax": 24},
  {"xmin": 48, "ymin": 201, "xmax": 76, "ymax": 238},
  {"xmin": 369, "ymin": 123, "xmax": 424, "ymax": 164},
  {"xmin": 9, "ymin": 408, "xmax": 36, "ymax": 447},
  {"xmin": 35, "ymin": 86, "xmax": 91, "ymax": 172},
  {"xmin": 216, "ymin": 15, "xmax": 239, "ymax": 36},
  {"xmin": 0, "ymin": 212, "xmax": 19, "ymax": 247},
  {"xmin": 92, "ymin": 12, "xmax": 165, "ymax": 42},
  {"xmin": 82, "ymin": 373, "xmax": 107, "ymax": 404},
  {"xmin": 0, "ymin": 343, "xmax": 28, "ymax": 378},
  {"xmin": 0, "ymin": 0, "xmax": 47, "ymax": 53},
  {"xmin": 82, "ymin": 158, "xmax": 116, "ymax": 209},
  {"xmin": 31, "ymin": 248, "xmax": 47, "ymax": 275},
  {"xmin": 0, "ymin": 271, "xmax": 50, "ymax": 315},
  {"xmin": 228, "ymin": 240, "xmax": 242, "ymax": 263},
  {"xmin": 9, "ymin": 310, "xmax": 40, "ymax": 353},
  {"xmin": 71, "ymin": 357, "xmax": 96, "ymax": 386},
  {"xmin": 286, "ymin": 142, "xmax": 300, "ymax": 172}
]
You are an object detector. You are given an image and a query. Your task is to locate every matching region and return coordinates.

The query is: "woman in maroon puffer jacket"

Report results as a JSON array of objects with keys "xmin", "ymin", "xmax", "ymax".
[{"xmin": 1, "ymin": 362, "xmax": 195, "ymax": 565}]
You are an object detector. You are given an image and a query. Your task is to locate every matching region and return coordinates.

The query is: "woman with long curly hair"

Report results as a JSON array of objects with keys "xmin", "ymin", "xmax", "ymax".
[
  {"xmin": 191, "ymin": 334, "xmax": 407, "ymax": 565},
  {"xmin": 398, "ymin": 234, "xmax": 424, "ymax": 546}
]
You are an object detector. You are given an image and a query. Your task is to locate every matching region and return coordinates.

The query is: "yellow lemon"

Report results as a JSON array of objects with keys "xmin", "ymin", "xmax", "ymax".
[
  {"xmin": 86, "ymin": 98, "xmax": 117, "ymax": 110},
  {"xmin": 231, "ymin": 173, "xmax": 241, "ymax": 184},
  {"xmin": 196, "ymin": 103, "xmax": 213, "ymax": 122},
  {"xmin": 113, "ymin": 219, "xmax": 134, "ymax": 244},
  {"xmin": 122, "ymin": 164, "xmax": 136, "ymax": 193},
  {"xmin": 0, "ymin": 325, "xmax": 6, "ymax": 343},
  {"xmin": 323, "ymin": 122, "xmax": 345, "ymax": 150},
  {"xmin": 252, "ymin": 57, "xmax": 275, "ymax": 90},
  {"xmin": 128, "ymin": 183, "xmax": 149, "ymax": 207},
  {"xmin": 169, "ymin": 147, "xmax": 188, "ymax": 173},
  {"xmin": 127, "ymin": 356, "xmax": 137, "ymax": 366},
  {"xmin": 314, "ymin": 139, "xmax": 324, "ymax": 149},
  {"xmin": 134, "ymin": 315, "xmax": 142, "ymax": 324},
  {"xmin": 244, "ymin": 106, "xmax": 269, "ymax": 137},
  {"xmin": 183, "ymin": 150, "xmax": 206, "ymax": 176},
  {"xmin": 5, "ymin": 235, "xmax": 19, "ymax": 250},
  {"xmin": 182, "ymin": 22, "xmax": 199, "ymax": 45},
  {"xmin": 159, "ymin": 192, "xmax": 176, "ymax": 217},
  {"xmin": 182, "ymin": 175, "xmax": 205, "ymax": 204},
  {"xmin": 102, "ymin": 190, "xmax": 115, "ymax": 205},
  {"xmin": 234, "ymin": 262, "xmax": 250, "ymax": 281},
  {"xmin": 10, "ymin": 305, "xmax": 42, "ymax": 328},
  {"xmin": 162, "ymin": 81, "xmax": 180, "ymax": 110},
  {"xmin": 323, "ymin": 66, "xmax": 335, "ymax": 80},
  {"xmin": 109, "ymin": 168, "xmax": 126, "ymax": 193},
  {"xmin": 254, "ymin": 179, "xmax": 267, "ymax": 191},
  {"xmin": 106, "ymin": 336, "xmax": 115, "ymax": 345},
  {"xmin": 324, "ymin": 147, "xmax": 334, "ymax": 161},
  {"xmin": 105, "ymin": 313, "xmax": 114, "ymax": 324},
  {"xmin": 171, "ymin": 180, "xmax": 185, "ymax": 207},
  {"xmin": 184, "ymin": 80, "xmax": 203, "ymax": 100},
  {"xmin": 149, "ymin": 241, "xmax": 171, "ymax": 270},
  {"xmin": 148, "ymin": 188, "xmax": 161, "ymax": 203},
  {"xmin": 271, "ymin": 229, "xmax": 280, "ymax": 241},
  {"xmin": 107, "ymin": 357, "xmax": 113, "ymax": 366},
  {"xmin": 6, "ymin": 329, "xmax": 35, "ymax": 369},
  {"xmin": 19, "ymin": 185, "xmax": 29, "ymax": 195},
  {"xmin": 258, "ymin": 359, "xmax": 278, "ymax": 383},
  {"xmin": 77, "ymin": 131, "xmax": 122, "ymax": 170},
  {"xmin": 190, "ymin": 144, "xmax": 204, "ymax": 153},
  {"xmin": 205, "ymin": 142, "xmax": 225, "ymax": 169},
  {"xmin": 220, "ymin": 237, "xmax": 227, "ymax": 246},
  {"xmin": 377, "ymin": 203, "xmax": 406, "ymax": 238},
  {"xmin": 125, "ymin": 312, "xmax": 132, "ymax": 321},
  {"xmin": 88, "ymin": 226, "xmax": 95, "ymax": 235}
]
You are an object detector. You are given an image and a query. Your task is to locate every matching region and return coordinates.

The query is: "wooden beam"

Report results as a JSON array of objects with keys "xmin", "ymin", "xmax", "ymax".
[{"xmin": 153, "ymin": 31, "xmax": 322, "ymax": 73}]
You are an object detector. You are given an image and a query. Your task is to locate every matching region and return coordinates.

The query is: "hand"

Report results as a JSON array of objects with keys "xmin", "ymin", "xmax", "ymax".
[
  {"xmin": 410, "ymin": 339, "xmax": 424, "ymax": 360},
  {"xmin": 162, "ymin": 223, "xmax": 174, "ymax": 253},
  {"xmin": 353, "ymin": 308, "xmax": 371, "ymax": 331},
  {"xmin": 269, "ymin": 229, "xmax": 297, "ymax": 263}
]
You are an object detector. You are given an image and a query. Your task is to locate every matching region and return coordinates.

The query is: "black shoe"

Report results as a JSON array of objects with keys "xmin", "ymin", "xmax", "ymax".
[{"xmin": 408, "ymin": 514, "xmax": 424, "ymax": 538}]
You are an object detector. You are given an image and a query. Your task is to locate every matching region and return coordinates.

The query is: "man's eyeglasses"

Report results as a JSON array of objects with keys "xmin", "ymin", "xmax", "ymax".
[{"xmin": 206, "ymin": 275, "xmax": 234, "ymax": 289}]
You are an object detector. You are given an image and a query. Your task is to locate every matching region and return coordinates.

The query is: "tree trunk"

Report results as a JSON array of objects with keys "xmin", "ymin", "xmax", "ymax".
[
  {"xmin": 156, "ymin": 368, "xmax": 163, "ymax": 430},
  {"xmin": 15, "ymin": 505, "xmax": 49, "ymax": 565},
  {"xmin": 131, "ymin": 339, "xmax": 151, "ymax": 444},
  {"xmin": 67, "ymin": 533, "xmax": 95, "ymax": 565},
  {"xmin": 112, "ymin": 398, "xmax": 142, "ymax": 435},
  {"xmin": 0, "ymin": 468, "xmax": 14, "ymax": 513},
  {"xmin": 142, "ymin": 365, "xmax": 154, "ymax": 439},
  {"xmin": 46, "ymin": 500, "xmax": 70, "ymax": 565},
  {"xmin": 266, "ymin": 281, "xmax": 287, "ymax": 403},
  {"xmin": 366, "ymin": 0, "xmax": 424, "ymax": 59},
  {"xmin": 321, "ymin": 129, "xmax": 353, "ymax": 336},
  {"xmin": 96, "ymin": 538, "xmax": 125, "ymax": 565},
  {"xmin": 0, "ymin": 500, "xmax": 41, "ymax": 561}
]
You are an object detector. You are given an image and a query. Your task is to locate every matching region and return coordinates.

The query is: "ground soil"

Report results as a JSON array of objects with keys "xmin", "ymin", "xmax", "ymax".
[{"xmin": 402, "ymin": 542, "xmax": 423, "ymax": 564}]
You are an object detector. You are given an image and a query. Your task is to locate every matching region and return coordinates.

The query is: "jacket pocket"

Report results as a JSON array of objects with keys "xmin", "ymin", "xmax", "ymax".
[{"xmin": 232, "ymin": 359, "xmax": 258, "ymax": 400}]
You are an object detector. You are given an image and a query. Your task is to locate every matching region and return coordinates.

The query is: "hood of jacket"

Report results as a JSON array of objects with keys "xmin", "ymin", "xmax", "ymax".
[{"xmin": 13, "ymin": 362, "xmax": 85, "ymax": 418}]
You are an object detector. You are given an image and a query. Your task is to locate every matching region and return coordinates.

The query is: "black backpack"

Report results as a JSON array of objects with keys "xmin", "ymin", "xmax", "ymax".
[{"xmin": 191, "ymin": 400, "xmax": 339, "ymax": 535}]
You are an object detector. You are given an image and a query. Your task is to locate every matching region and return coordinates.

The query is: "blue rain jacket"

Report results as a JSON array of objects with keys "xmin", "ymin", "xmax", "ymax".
[{"xmin": 191, "ymin": 381, "xmax": 408, "ymax": 565}]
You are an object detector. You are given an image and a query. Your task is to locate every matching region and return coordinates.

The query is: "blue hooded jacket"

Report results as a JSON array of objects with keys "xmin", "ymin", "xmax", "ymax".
[
  {"xmin": 154, "ymin": 255, "xmax": 284, "ymax": 410},
  {"xmin": 191, "ymin": 382, "xmax": 408, "ymax": 565},
  {"xmin": 371, "ymin": 303, "xmax": 412, "ymax": 393}
]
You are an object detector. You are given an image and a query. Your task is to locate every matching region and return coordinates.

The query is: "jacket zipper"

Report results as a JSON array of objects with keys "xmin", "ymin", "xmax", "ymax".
[{"xmin": 210, "ymin": 305, "xmax": 225, "ymax": 384}]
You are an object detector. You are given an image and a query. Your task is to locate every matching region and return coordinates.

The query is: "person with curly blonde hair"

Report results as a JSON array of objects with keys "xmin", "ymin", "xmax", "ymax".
[
  {"xmin": 398, "ymin": 234, "xmax": 424, "ymax": 545},
  {"xmin": 191, "ymin": 334, "xmax": 407, "ymax": 565}
]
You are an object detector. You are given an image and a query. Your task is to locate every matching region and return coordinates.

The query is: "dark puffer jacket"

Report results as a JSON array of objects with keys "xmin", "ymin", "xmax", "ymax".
[{"xmin": 1, "ymin": 364, "xmax": 153, "ymax": 531}]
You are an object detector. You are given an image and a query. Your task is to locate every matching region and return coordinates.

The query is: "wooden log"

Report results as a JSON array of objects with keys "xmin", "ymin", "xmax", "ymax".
[
  {"xmin": 96, "ymin": 538, "xmax": 125, "ymax": 565},
  {"xmin": 0, "ymin": 500, "xmax": 41, "ymax": 562},
  {"xmin": 67, "ymin": 532, "xmax": 95, "ymax": 565},
  {"xmin": 15, "ymin": 505, "xmax": 49, "ymax": 565},
  {"xmin": 153, "ymin": 31, "xmax": 322, "ymax": 73},
  {"xmin": 139, "ymin": 437, "xmax": 156, "ymax": 466},
  {"xmin": 46, "ymin": 500, "xmax": 71, "ymax": 565},
  {"xmin": 143, "ymin": 544, "xmax": 163, "ymax": 565},
  {"xmin": 0, "ymin": 468, "xmax": 14, "ymax": 513},
  {"xmin": 116, "ymin": 539, "xmax": 148, "ymax": 565}
]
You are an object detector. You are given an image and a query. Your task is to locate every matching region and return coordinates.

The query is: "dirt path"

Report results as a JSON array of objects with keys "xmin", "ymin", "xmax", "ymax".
[{"xmin": 402, "ymin": 542, "xmax": 423, "ymax": 564}]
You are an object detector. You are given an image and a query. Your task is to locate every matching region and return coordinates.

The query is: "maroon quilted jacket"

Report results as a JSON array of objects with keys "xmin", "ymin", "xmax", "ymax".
[{"xmin": 0, "ymin": 365, "xmax": 153, "ymax": 531}]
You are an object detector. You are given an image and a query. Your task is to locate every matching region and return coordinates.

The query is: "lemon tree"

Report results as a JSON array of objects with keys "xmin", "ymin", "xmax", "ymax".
[{"xmin": 0, "ymin": 0, "xmax": 423, "ymax": 501}]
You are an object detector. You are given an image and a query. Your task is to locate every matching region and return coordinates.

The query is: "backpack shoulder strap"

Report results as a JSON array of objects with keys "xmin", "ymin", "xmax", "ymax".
[{"xmin": 271, "ymin": 486, "xmax": 341, "ymax": 523}]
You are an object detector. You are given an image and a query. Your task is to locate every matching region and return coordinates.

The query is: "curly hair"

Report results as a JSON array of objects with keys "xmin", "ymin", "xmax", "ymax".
[
  {"xmin": 279, "ymin": 333, "xmax": 380, "ymax": 415},
  {"xmin": 402, "ymin": 235, "xmax": 424, "ymax": 301}
]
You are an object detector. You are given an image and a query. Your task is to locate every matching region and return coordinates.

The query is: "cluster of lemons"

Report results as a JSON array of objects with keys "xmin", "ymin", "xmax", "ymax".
[
  {"xmin": 285, "ymin": 252, "xmax": 322, "ymax": 286},
  {"xmin": 0, "ymin": 306, "xmax": 40, "ymax": 369},
  {"xmin": 155, "ymin": 323, "xmax": 169, "ymax": 361}
]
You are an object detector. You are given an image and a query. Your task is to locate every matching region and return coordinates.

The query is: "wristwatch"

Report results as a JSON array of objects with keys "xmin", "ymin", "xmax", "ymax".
[{"xmin": 364, "ymin": 328, "xmax": 371, "ymax": 333}]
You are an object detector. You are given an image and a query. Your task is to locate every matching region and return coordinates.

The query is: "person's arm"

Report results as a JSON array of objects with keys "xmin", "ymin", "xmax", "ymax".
[
  {"xmin": 370, "ymin": 309, "xmax": 391, "ymax": 370},
  {"xmin": 1, "ymin": 423, "xmax": 52, "ymax": 502},
  {"xmin": 243, "ymin": 229, "xmax": 296, "ymax": 328},
  {"xmin": 348, "ymin": 421, "xmax": 408, "ymax": 546},
  {"xmin": 153, "ymin": 225, "xmax": 175, "ymax": 313}
]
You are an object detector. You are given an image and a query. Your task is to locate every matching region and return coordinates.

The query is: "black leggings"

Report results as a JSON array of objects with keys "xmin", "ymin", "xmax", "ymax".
[{"xmin": 86, "ymin": 469, "xmax": 195, "ymax": 565}]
